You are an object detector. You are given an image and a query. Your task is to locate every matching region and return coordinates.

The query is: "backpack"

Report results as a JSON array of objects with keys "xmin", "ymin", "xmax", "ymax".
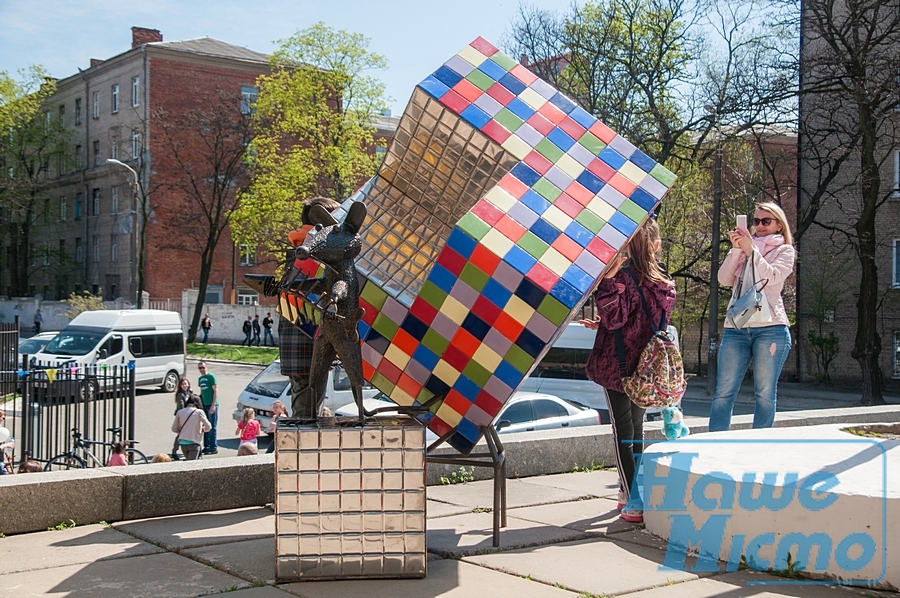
[{"xmin": 615, "ymin": 269, "xmax": 686, "ymax": 409}]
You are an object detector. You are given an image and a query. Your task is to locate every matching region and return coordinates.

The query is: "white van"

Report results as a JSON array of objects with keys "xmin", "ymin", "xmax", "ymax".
[
  {"xmin": 35, "ymin": 310, "xmax": 185, "ymax": 392},
  {"xmin": 518, "ymin": 322, "xmax": 681, "ymax": 422},
  {"xmin": 233, "ymin": 361, "xmax": 380, "ymax": 429}
]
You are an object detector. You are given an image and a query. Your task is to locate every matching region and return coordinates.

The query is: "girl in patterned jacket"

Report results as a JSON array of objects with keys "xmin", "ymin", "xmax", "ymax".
[{"xmin": 581, "ymin": 218, "xmax": 676, "ymax": 524}]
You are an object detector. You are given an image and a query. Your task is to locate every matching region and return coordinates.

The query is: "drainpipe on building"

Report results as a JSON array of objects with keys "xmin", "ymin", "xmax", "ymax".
[{"xmin": 79, "ymin": 67, "xmax": 91, "ymax": 296}]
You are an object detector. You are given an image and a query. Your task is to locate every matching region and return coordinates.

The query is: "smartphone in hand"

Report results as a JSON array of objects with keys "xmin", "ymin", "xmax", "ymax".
[{"xmin": 736, "ymin": 215, "xmax": 748, "ymax": 234}]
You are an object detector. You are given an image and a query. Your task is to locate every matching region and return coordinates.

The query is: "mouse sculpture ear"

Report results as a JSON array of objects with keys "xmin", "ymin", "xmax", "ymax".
[
  {"xmin": 343, "ymin": 202, "xmax": 367, "ymax": 234},
  {"xmin": 307, "ymin": 205, "xmax": 339, "ymax": 228}
]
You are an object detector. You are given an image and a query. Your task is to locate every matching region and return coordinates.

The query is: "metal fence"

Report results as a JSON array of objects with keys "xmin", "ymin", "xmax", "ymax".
[
  {"xmin": 1, "ymin": 317, "xmax": 19, "ymax": 397},
  {"xmin": 6, "ymin": 360, "xmax": 136, "ymax": 466}
]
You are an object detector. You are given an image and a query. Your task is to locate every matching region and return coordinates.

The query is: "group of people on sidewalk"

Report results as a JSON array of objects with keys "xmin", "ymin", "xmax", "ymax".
[
  {"xmin": 579, "ymin": 202, "xmax": 795, "ymax": 525},
  {"xmin": 169, "ymin": 360, "xmax": 219, "ymax": 460},
  {"xmin": 240, "ymin": 313, "xmax": 276, "ymax": 347}
]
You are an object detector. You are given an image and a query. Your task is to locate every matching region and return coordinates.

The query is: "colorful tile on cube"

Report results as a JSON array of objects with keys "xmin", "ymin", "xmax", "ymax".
[{"xmin": 336, "ymin": 37, "xmax": 676, "ymax": 454}]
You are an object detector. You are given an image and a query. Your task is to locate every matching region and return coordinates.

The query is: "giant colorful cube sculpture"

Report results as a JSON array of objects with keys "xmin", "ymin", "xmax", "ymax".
[{"xmin": 333, "ymin": 37, "xmax": 676, "ymax": 454}]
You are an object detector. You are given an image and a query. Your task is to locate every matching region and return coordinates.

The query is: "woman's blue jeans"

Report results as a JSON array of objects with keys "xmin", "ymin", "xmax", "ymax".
[{"xmin": 709, "ymin": 325, "xmax": 791, "ymax": 431}]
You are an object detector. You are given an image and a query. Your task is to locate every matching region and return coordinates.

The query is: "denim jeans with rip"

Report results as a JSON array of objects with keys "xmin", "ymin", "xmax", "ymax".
[{"xmin": 709, "ymin": 325, "xmax": 792, "ymax": 431}]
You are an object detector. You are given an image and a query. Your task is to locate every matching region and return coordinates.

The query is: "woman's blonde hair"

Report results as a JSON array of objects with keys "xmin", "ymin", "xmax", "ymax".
[
  {"xmin": 753, "ymin": 202, "xmax": 793, "ymax": 245},
  {"xmin": 627, "ymin": 218, "xmax": 673, "ymax": 286},
  {"xmin": 272, "ymin": 400, "xmax": 284, "ymax": 414},
  {"xmin": 242, "ymin": 407, "xmax": 255, "ymax": 423}
]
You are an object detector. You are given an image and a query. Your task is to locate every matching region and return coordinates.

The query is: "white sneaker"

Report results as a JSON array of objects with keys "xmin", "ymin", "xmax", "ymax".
[
  {"xmin": 621, "ymin": 509, "xmax": 643, "ymax": 523},
  {"xmin": 616, "ymin": 489, "xmax": 627, "ymax": 509}
]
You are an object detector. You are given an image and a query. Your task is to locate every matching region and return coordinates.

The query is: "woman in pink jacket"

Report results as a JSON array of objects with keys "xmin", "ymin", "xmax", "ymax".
[{"xmin": 709, "ymin": 202, "xmax": 795, "ymax": 431}]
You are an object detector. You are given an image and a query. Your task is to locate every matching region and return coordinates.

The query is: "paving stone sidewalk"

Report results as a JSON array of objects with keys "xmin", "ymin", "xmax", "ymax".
[{"xmin": 0, "ymin": 468, "xmax": 895, "ymax": 597}]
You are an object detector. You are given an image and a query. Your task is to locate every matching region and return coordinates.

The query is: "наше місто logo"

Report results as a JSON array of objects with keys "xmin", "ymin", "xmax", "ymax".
[{"xmin": 640, "ymin": 439, "xmax": 887, "ymax": 586}]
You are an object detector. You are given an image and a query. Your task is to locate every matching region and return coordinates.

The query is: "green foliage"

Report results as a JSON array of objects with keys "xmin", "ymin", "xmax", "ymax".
[
  {"xmin": 186, "ymin": 342, "xmax": 278, "ymax": 365},
  {"xmin": 807, "ymin": 330, "xmax": 839, "ymax": 383},
  {"xmin": 62, "ymin": 292, "xmax": 105, "ymax": 320},
  {"xmin": 440, "ymin": 466, "xmax": 475, "ymax": 485},
  {"xmin": 572, "ymin": 460, "xmax": 607, "ymax": 473},
  {"xmin": 0, "ymin": 66, "xmax": 73, "ymax": 296},
  {"xmin": 47, "ymin": 519, "xmax": 77, "ymax": 531},
  {"xmin": 234, "ymin": 23, "xmax": 389, "ymax": 252}
]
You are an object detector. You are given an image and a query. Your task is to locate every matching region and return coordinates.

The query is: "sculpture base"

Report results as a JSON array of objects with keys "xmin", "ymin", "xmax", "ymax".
[{"xmin": 274, "ymin": 416, "xmax": 427, "ymax": 581}]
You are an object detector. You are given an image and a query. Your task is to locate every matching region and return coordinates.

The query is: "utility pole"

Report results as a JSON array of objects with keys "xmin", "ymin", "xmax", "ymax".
[{"xmin": 707, "ymin": 138, "xmax": 723, "ymax": 395}]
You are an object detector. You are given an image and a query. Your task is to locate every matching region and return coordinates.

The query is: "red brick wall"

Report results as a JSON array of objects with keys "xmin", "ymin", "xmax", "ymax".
[{"xmin": 144, "ymin": 56, "xmax": 276, "ymax": 305}]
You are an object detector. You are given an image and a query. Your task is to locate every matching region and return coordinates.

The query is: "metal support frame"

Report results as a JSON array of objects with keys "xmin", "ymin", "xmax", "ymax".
[{"xmin": 426, "ymin": 425, "xmax": 507, "ymax": 547}]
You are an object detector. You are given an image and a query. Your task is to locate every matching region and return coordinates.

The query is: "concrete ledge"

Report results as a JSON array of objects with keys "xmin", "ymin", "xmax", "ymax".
[
  {"xmin": 0, "ymin": 468, "xmax": 122, "ymax": 535},
  {"xmin": 3, "ymin": 404, "xmax": 899, "ymax": 536},
  {"xmin": 121, "ymin": 454, "xmax": 273, "ymax": 520}
]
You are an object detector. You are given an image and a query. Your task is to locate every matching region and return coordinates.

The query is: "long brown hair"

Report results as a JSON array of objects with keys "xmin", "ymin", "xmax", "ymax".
[{"xmin": 627, "ymin": 218, "xmax": 673, "ymax": 286}]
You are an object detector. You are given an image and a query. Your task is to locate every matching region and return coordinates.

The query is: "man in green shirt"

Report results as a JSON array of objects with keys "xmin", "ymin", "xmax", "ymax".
[{"xmin": 196, "ymin": 360, "xmax": 218, "ymax": 454}]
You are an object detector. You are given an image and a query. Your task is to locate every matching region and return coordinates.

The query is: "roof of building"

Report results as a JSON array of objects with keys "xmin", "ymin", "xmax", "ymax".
[{"xmin": 151, "ymin": 37, "xmax": 269, "ymax": 64}]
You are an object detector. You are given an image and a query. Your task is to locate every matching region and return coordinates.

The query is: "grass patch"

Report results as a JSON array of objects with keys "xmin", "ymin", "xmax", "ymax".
[
  {"xmin": 187, "ymin": 343, "xmax": 278, "ymax": 365},
  {"xmin": 440, "ymin": 466, "xmax": 475, "ymax": 485},
  {"xmin": 47, "ymin": 519, "xmax": 77, "ymax": 531}
]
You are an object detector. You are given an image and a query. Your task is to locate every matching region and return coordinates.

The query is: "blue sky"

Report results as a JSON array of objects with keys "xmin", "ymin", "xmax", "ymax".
[{"xmin": 0, "ymin": 0, "xmax": 566, "ymax": 114}]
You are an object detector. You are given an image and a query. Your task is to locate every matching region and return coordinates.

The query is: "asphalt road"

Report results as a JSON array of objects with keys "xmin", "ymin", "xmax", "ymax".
[{"xmin": 134, "ymin": 358, "xmax": 266, "ymax": 460}]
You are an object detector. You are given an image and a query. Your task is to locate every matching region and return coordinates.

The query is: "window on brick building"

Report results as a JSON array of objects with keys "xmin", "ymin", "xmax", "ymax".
[
  {"xmin": 43, "ymin": 198, "xmax": 50, "ymax": 223},
  {"xmin": 205, "ymin": 285, "xmax": 223, "ymax": 304},
  {"xmin": 93, "ymin": 236, "xmax": 100, "ymax": 263},
  {"xmin": 111, "ymin": 85, "xmax": 119, "ymax": 113},
  {"xmin": 894, "ymin": 240, "xmax": 900, "ymax": 287},
  {"xmin": 75, "ymin": 98, "xmax": 81, "ymax": 125},
  {"xmin": 75, "ymin": 144, "xmax": 83, "ymax": 169},
  {"xmin": 237, "ymin": 287, "xmax": 259, "ymax": 305},
  {"xmin": 111, "ymin": 186, "xmax": 119, "ymax": 214},
  {"xmin": 111, "ymin": 134, "xmax": 119, "ymax": 160},
  {"xmin": 92, "ymin": 188, "xmax": 101, "ymax": 215},
  {"xmin": 58, "ymin": 104, "xmax": 65, "ymax": 128},
  {"xmin": 93, "ymin": 140, "xmax": 100, "ymax": 167},
  {"xmin": 895, "ymin": 150, "xmax": 900, "ymax": 198},
  {"xmin": 75, "ymin": 238, "xmax": 83, "ymax": 263},
  {"xmin": 43, "ymin": 241, "xmax": 50, "ymax": 266},
  {"xmin": 92, "ymin": 92, "xmax": 99, "ymax": 119},
  {"xmin": 132, "ymin": 76, "xmax": 140, "ymax": 107},
  {"xmin": 60, "ymin": 196, "xmax": 67, "ymax": 221},
  {"xmin": 111, "ymin": 235, "xmax": 118, "ymax": 262},
  {"xmin": 131, "ymin": 129, "xmax": 141, "ymax": 159},
  {"xmin": 74, "ymin": 193, "xmax": 82, "ymax": 220},
  {"xmin": 893, "ymin": 332, "xmax": 900, "ymax": 378},
  {"xmin": 241, "ymin": 86, "xmax": 258, "ymax": 115},
  {"xmin": 59, "ymin": 240, "xmax": 66, "ymax": 261},
  {"xmin": 239, "ymin": 243, "xmax": 257, "ymax": 266}
]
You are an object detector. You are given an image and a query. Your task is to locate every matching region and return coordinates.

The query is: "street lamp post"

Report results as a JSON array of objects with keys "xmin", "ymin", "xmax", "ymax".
[
  {"xmin": 706, "ymin": 121, "xmax": 723, "ymax": 395},
  {"xmin": 107, "ymin": 158, "xmax": 145, "ymax": 308}
]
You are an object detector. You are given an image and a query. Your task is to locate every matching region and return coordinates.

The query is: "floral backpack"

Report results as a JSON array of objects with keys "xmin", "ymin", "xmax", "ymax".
[{"xmin": 615, "ymin": 269, "xmax": 687, "ymax": 409}]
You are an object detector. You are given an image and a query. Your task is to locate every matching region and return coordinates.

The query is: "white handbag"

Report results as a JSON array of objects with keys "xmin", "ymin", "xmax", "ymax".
[{"xmin": 726, "ymin": 255, "xmax": 772, "ymax": 329}]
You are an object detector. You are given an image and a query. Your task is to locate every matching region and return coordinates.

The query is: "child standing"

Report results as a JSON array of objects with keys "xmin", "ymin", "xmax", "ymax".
[
  {"xmin": 107, "ymin": 441, "xmax": 128, "ymax": 467},
  {"xmin": 236, "ymin": 407, "xmax": 261, "ymax": 446},
  {"xmin": 580, "ymin": 218, "xmax": 676, "ymax": 524},
  {"xmin": 265, "ymin": 400, "xmax": 286, "ymax": 454}
]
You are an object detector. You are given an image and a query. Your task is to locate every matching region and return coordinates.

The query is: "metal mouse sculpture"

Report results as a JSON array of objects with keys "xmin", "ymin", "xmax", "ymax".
[{"xmin": 290, "ymin": 202, "xmax": 369, "ymax": 420}]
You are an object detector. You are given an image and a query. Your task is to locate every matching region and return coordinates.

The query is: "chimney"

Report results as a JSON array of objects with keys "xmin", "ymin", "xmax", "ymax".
[
  {"xmin": 520, "ymin": 54, "xmax": 529, "ymax": 67},
  {"xmin": 132, "ymin": 27, "xmax": 162, "ymax": 48}
]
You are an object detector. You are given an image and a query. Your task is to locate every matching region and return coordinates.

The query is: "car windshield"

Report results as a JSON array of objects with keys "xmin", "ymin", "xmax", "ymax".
[
  {"xmin": 247, "ymin": 362, "xmax": 289, "ymax": 398},
  {"xmin": 18, "ymin": 339, "xmax": 49, "ymax": 354},
  {"xmin": 42, "ymin": 331, "xmax": 105, "ymax": 356}
]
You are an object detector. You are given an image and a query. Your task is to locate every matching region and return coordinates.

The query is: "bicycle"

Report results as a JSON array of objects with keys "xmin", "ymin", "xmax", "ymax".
[{"xmin": 44, "ymin": 427, "xmax": 148, "ymax": 471}]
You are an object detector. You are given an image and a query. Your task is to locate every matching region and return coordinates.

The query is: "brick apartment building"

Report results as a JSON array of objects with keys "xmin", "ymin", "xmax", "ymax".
[
  {"xmin": 7, "ymin": 27, "xmax": 395, "ymax": 311},
  {"xmin": 797, "ymin": 6, "xmax": 900, "ymax": 386}
]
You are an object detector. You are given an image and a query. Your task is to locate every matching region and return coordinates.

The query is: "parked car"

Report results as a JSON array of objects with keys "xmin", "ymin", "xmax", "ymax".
[
  {"xmin": 493, "ymin": 391, "xmax": 601, "ymax": 434},
  {"xmin": 334, "ymin": 390, "xmax": 600, "ymax": 439},
  {"xmin": 18, "ymin": 332, "xmax": 58, "ymax": 356},
  {"xmin": 233, "ymin": 359, "xmax": 380, "ymax": 430}
]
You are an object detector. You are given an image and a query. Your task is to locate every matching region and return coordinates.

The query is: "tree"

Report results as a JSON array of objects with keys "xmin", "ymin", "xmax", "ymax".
[
  {"xmin": 796, "ymin": 0, "xmax": 900, "ymax": 404},
  {"xmin": 504, "ymin": 0, "xmax": 798, "ymax": 374},
  {"xmin": 153, "ymin": 87, "xmax": 253, "ymax": 342},
  {"xmin": 233, "ymin": 22, "xmax": 389, "ymax": 253},
  {"xmin": 0, "ymin": 66, "xmax": 71, "ymax": 296},
  {"xmin": 63, "ymin": 291, "xmax": 105, "ymax": 320}
]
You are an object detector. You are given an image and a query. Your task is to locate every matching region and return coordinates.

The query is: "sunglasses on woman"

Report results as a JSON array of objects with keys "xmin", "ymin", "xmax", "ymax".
[{"xmin": 753, "ymin": 218, "xmax": 775, "ymax": 226}]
